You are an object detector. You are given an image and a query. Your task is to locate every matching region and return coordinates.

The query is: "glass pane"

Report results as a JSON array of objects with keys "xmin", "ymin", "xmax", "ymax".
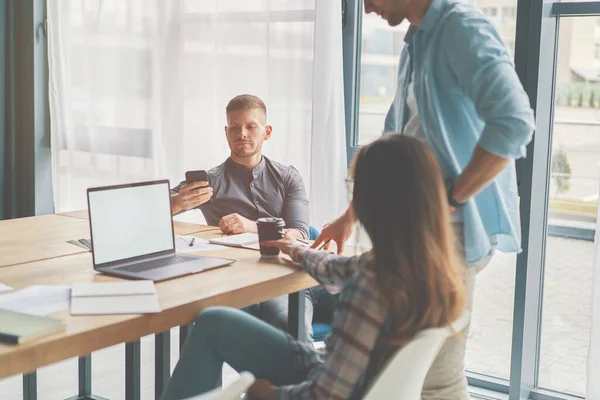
[
  {"xmin": 538, "ymin": 16, "xmax": 598, "ymax": 397},
  {"xmin": 356, "ymin": 14, "xmax": 408, "ymax": 145}
]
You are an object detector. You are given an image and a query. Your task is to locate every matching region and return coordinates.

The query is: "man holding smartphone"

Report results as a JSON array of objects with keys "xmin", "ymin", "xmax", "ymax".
[
  {"xmin": 170, "ymin": 94, "xmax": 320, "ymax": 339},
  {"xmin": 170, "ymin": 94, "xmax": 309, "ymax": 240}
]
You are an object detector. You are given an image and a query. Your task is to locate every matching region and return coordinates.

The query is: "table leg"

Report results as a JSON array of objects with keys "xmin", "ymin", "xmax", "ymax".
[
  {"xmin": 22, "ymin": 371, "xmax": 37, "ymax": 400},
  {"xmin": 125, "ymin": 340, "xmax": 141, "ymax": 400},
  {"xmin": 64, "ymin": 355, "xmax": 109, "ymax": 400},
  {"xmin": 288, "ymin": 290, "xmax": 307, "ymax": 342},
  {"xmin": 179, "ymin": 324, "xmax": 192, "ymax": 353},
  {"xmin": 154, "ymin": 331, "xmax": 170, "ymax": 400}
]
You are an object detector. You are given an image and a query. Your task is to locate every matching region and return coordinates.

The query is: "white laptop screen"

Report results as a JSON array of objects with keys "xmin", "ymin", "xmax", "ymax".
[{"xmin": 88, "ymin": 181, "xmax": 174, "ymax": 265}]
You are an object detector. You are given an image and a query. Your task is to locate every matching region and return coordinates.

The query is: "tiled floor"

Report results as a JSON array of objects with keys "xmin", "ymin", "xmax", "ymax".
[
  {"xmin": 466, "ymin": 236, "xmax": 593, "ymax": 397},
  {"xmin": 0, "ymin": 236, "xmax": 593, "ymax": 399}
]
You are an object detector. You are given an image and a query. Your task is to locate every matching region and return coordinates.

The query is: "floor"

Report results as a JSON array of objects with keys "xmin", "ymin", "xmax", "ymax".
[{"xmin": 0, "ymin": 235, "xmax": 593, "ymax": 399}]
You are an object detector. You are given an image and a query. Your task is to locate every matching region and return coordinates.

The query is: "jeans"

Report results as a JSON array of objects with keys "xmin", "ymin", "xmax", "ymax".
[
  {"xmin": 244, "ymin": 286, "xmax": 337, "ymax": 342},
  {"xmin": 161, "ymin": 307, "xmax": 306, "ymax": 400}
]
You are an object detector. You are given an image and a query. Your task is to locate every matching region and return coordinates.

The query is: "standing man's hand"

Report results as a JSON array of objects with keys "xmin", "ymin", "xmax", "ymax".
[
  {"xmin": 312, "ymin": 206, "xmax": 356, "ymax": 254},
  {"xmin": 219, "ymin": 213, "xmax": 257, "ymax": 234},
  {"xmin": 170, "ymin": 181, "xmax": 212, "ymax": 215}
]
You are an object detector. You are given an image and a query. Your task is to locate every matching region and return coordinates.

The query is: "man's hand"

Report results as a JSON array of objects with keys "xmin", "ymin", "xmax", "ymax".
[
  {"xmin": 219, "ymin": 213, "xmax": 257, "ymax": 235},
  {"xmin": 312, "ymin": 207, "xmax": 355, "ymax": 254},
  {"xmin": 261, "ymin": 232, "xmax": 297, "ymax": 257},
  {"xmin": 246, "ymin": 379, "xmax": 278, "ymax": 400},
  {"xmin": 171, "ymin": 182, "xmax": 212, "ymax": 215}
]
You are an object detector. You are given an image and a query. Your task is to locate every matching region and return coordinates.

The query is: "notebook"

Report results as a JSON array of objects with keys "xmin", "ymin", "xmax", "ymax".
[
  {"xmin": 0, "ymin": 309, "xmax": 64, "ymax": 345},
  {"xmin": 70, "ymin": 281, "xmax": 161, "ymax": 315},
  {"xmin": 208, "ymin": 233, "xmax": 260, "ymax": 250}
]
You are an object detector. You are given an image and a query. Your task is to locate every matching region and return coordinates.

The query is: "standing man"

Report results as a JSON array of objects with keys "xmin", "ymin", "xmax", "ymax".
[{"xmin": 314, "ymin": 0, "xmax": 535, "ymax": 398}]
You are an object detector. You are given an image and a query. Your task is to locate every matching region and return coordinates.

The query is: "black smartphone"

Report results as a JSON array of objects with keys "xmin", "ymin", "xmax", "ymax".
[{"xmin": 185, "ymin": 170, "xmax": 210, "ymax": 187}]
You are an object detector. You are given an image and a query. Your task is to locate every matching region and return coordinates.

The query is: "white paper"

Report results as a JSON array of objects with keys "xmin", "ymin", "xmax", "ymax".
[
  {"xmin": 0, "ymin": 285, "xmax": 71, "ymax": 316},
  {"xmin": 0, "ymin": 283, "xmax": 13, "ymax": 292},
  {"xmin": 175, "ymin": 236, "xmax": 227, "ymax": 253}
]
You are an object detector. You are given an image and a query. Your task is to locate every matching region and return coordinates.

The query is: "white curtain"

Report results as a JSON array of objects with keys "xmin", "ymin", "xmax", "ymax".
[
  {"xmin": 589, "ymin": 177, "xmax": 600, "ymax": 398},
  {"xmin": 47, "ymin": 0, "xmax": 347, "ymax": 229}
]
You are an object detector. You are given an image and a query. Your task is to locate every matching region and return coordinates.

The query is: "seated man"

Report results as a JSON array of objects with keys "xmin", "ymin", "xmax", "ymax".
[{"xmin": 170, "ymin": 94, "xmax": 315, "ymax": 339}]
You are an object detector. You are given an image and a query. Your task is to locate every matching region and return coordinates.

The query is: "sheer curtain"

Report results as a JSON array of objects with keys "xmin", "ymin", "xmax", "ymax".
[
  {"xmin": 589, "ymin": 179, "xmax": 600, "ymax": 398},
  {"xmin": 47, "ymin": 0, "xmax": 347, "ymax": 229}
]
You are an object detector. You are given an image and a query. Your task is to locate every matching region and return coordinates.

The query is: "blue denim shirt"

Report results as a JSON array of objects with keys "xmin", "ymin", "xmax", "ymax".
[{"xmin": 384, "ymin": 0, "xmax": 535, "ymax": 264}]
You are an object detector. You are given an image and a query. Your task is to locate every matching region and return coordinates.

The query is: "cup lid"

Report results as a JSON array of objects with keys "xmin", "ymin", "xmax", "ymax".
[{"xmin": 257, "ymin": 217, "xmax": 285, "ymax": 225}]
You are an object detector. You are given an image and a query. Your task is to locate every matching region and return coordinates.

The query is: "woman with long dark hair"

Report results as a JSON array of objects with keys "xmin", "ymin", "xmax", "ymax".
[{"xmin": 161, "ymin": 134, "xmax": 465, "ymax": 400}]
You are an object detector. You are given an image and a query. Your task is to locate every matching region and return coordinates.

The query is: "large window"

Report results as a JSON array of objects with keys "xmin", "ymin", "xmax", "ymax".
[
  {"xmin": 537, "ymin": 15, "xmax": 599, "ymax": 397},
  {"xmin": 343, "ymin": 1, "xmax": 600, "ymax": 399},
  {"xmin": 356, "ymin": 13, "xmax": 408, "ymax": 145}
]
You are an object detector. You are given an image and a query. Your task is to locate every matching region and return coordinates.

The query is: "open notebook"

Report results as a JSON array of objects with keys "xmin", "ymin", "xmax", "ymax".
[
  {"xmin": 70, "ymin": 281, "xmax": 161, "ymax": 315},
  {"xmin": 208, "ymin": 233, "xmax": 260, "ymax": 250}
]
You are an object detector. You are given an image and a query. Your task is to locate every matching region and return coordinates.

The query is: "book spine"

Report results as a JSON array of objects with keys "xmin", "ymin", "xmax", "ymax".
[{"xmin": 0, "ymin": 332, "xmax": 19, "ymax": 345}]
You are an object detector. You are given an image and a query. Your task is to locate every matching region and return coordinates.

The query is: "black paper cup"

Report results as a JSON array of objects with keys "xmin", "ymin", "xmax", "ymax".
[{"xmin": 257, "ymin": 217, "xmax": 285, "ymax": 256}]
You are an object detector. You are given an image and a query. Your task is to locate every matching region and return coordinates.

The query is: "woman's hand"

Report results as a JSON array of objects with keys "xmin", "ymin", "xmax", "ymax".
[
  {"xmin": 246, "ymin": 379, "xmax": 278, "ymax": 400},
  {"xmin": 261, "ymin": 232, "xmax": 297, "ymax": 257}
]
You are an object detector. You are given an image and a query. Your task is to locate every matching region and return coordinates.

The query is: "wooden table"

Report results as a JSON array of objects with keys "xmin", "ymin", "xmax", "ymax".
[
  {"xmin": 58, "ymin": 209, "xmax": 219, "ymax": 236},
  {"xmin": 0, "ymin": 214, "xmax": 316, "ymax": 400}
]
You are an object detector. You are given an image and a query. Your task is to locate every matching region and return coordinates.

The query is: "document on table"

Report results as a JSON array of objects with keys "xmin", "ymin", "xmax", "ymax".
[
  {"xmin": 0, "ymin": 285, "xmax": 71, "ymax": 316},
  {"xmin": 175, "ymin": 236, "xmax": 226, "ymax": 253},
  {"xmin": 0, "ymin": 283, "xmax": 12, "ymax": 292}
]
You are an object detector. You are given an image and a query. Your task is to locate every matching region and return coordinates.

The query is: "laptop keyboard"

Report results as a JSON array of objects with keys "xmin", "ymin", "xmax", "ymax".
[{"xmin": 115, "ymin": 255, "xmax": 194, "ymax": 273}]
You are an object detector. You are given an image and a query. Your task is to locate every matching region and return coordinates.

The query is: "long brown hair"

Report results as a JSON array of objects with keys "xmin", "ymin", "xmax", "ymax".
[{"xmin": 352, "ymin": 134, "xmax": 465, "ymax": 347}]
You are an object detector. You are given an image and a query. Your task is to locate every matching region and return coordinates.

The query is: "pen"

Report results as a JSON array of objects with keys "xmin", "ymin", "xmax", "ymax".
[
  {"xmin": 189, "ymin": 237, "xmax": 196, "ymax": 247},
  {"xmin": 317, "ymin": 239, "xmax": 331, "ymax": 251}
]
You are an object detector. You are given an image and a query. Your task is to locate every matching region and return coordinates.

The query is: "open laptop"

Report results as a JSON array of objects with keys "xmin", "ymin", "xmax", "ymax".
[{"xmin": 87, "ymin": 179, "xmax": 234, "ymax": 282}]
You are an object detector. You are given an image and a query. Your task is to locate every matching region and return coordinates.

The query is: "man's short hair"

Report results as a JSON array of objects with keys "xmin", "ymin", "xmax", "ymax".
[{"xmin": 226, "ymin": 94, "xmax": 267, "ymax": 118}]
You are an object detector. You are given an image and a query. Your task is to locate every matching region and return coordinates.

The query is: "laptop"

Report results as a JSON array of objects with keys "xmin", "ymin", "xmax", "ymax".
[{"xmin": 86, "ymin": 179, "xmax": 234, "ymax": 282}]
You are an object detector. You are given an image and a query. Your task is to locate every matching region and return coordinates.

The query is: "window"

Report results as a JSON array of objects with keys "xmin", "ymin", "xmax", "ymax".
[
  {"xmin": 355, "ymin": 11, "xmax": 408, "ymax": 146},
  {"xmin": 501, "ymin": 6, "xmax": 517, "ymax": 23},
  {"xmin": 483, "ymin": 7, "xmax": 498, "ymax": 18},
  {"xmin": 537, "ymin": 16, "xmax": 599, "ymax": 397}
]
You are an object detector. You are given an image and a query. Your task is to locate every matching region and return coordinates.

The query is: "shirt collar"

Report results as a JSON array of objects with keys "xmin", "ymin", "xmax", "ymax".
[
  {"xmin": 226, "ymin": 156, "xmax": 265, "ymax": 178},
  {"xmin": 407, "ymin": 0, "xmax": 448, "ymax": 35}
]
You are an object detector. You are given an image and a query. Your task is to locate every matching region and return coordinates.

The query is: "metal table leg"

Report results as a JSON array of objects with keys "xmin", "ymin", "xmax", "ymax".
[
  {"xmin": 154, "ymin": 331, "xmax": 170, "ymax": 400},
  {"xmin": 288, "ymin": 290, "xmax": 307, "ymax": 342},
  {"xmin": 23, "ymin": 371, "xmax": 37, "ymax": 400},
  {"xmin": 64, "ymin": 355, "xmax": 109, "ymax": 400},
  {"xmin": 125, "ymin": 340, "xmax": 141, "ymax": 400}
]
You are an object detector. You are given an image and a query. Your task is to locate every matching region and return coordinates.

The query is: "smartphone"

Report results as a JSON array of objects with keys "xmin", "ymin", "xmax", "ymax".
[{"xmin": 185, "ymin": 170, "xmax": 210, "ymax": 188}]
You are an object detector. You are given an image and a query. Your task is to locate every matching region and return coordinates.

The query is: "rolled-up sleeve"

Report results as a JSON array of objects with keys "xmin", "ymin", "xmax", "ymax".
[
  {"xmin": 283, "ymin": 166, "xmax": 310, "ymax": 239},
  {"xmin": 443, "ymin": 13, "xmax": 535, "ymax": 159},
  {"xmin": 170, "ymin": 180, "xmax": 186, "ymax": 195}
]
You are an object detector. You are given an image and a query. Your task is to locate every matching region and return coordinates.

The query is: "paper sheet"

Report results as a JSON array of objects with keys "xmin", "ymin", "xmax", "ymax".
[
  {"xmin": 175, "ymin": 236, "xmax": 226, "ymax": 254},
  {"xmin": 0, "ymin": 283, "xmax": 13, "ymax": 292},
  {"xmin": 0, "ymin": 285, "xmax": 71, "ymax": 316}
]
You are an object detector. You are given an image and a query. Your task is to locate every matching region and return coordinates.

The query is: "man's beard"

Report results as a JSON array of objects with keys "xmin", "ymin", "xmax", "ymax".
[{"xmin": 232, "ymin": 143, "xmax": 262, "ymax": 158}]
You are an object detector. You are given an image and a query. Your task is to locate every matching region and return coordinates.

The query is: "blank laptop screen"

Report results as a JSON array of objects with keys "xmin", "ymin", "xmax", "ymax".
[{"xmin": 88, "ymin": 182, "xmax": 174, "ymax": 265}]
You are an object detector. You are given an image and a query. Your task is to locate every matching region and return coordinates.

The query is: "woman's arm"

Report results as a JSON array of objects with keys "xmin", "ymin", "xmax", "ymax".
[{"xmin": 262, "ymin": 233, "xmax": 369, "ymax": 293}]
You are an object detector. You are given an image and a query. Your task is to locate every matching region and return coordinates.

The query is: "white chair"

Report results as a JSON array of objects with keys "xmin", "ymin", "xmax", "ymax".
[
  {"xmin": 363, "ymin": 311, "xmax": 471, "ymax": 400},
  {"xmin": 183, "ymin": 372, "xmax": 255, "ymax": 400}
]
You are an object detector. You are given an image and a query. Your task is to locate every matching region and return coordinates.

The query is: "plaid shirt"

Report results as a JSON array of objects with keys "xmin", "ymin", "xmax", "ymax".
[{"xmin": 277, "ymin": 247, "xmax": 390, "ymax": 400}]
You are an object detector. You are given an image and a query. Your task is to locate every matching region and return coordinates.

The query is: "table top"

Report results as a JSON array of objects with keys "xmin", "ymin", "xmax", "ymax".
[
  {"xmin": 58, "ymin": 209, "xmax": 218, "ymax": 236},
  {"xmin": 0, "ymin": 214, "xmax": 92, "ymax": 268},
  {"xmin": 0, "ymin": 225, "xmax": 317, "ymax": 378}
]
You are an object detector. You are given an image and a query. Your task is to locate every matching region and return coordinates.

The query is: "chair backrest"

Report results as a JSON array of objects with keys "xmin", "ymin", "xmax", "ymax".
[
  {"xmin": 362, "ymin": 311, "xmax": 470, "ymax": 400},
  {"xmin": 182, "ymin": 372, "xmax": 255, "ymax": 400}
]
